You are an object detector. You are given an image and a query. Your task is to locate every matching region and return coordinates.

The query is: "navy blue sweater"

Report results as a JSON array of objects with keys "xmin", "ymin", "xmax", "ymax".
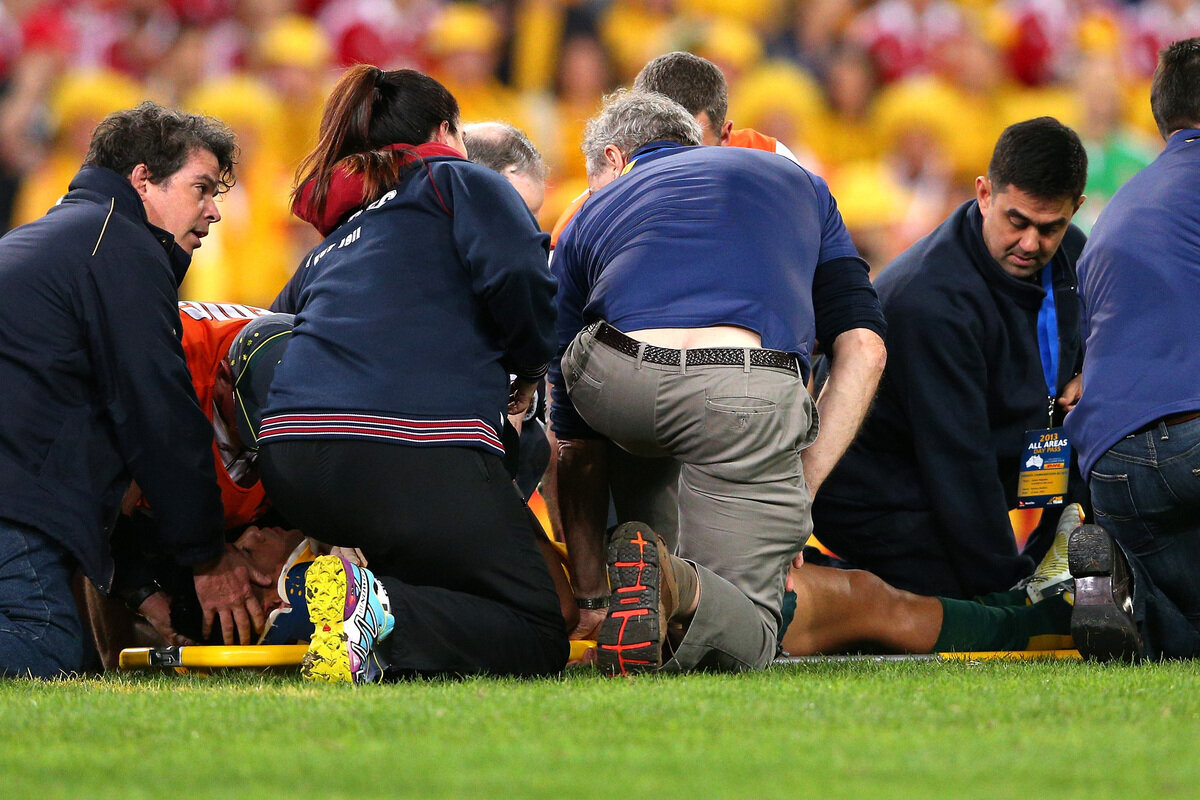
[
  {"xmin": 549, "ymin": 141, "xmax": 882, "ymax": 439},
  {"xmin": 0, "ymin": 167, "xmax": 224, "ymax": 590},
  {"xmin": 266, "ymin": 154, "xmax": 556, "ymax": 456}
]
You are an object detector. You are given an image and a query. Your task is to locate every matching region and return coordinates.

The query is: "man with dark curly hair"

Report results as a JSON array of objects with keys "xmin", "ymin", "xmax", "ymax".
[{"xmin": 0, "ymin": 101, "xmax": 268, "ymax": 678}]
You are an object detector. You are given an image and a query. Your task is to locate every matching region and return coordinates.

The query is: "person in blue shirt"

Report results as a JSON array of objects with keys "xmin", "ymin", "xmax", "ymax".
[
  {"xmin": 550, "ymin": 90, "xmax": 887, "ymax": 674},
  {"xmin": 1066, "ymin": 38, "xmax": 1200, "ymax": 661}
]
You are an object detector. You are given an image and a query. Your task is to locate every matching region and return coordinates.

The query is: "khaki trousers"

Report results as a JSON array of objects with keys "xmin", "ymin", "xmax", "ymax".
[{"xmin": 562, "ymin": 323, "xmax": 817, "ymax": 671}]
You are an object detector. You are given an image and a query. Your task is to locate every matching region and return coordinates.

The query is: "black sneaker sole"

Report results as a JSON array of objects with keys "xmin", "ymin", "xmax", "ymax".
[
  {"xmin": 597, "ymin": 523, "xmax": 662, "ymax": 676},
  {"xmin": 1068, "ymin": 524, "xmax": 1143, "ymax": 663}
]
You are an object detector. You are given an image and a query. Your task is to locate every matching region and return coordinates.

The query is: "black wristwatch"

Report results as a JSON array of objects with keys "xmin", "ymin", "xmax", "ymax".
[
  {"xmin": 575, "ymin": 595, "xmax": 609, "ymax": 610},
  {"xmin": 123, "ymin": 581, "xmax": 163, "ymax": 614}
]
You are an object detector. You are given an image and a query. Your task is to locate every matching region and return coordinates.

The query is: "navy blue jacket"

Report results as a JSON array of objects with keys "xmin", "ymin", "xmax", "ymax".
[
  {"xmin": 0, "ymin": 166, "xmax": 225, "ymax": 590},
  {"xmin": 266, "ymin": 155, "xmax": 556, "ymax": 457},
  {"xmin": 814, "ymin": 200, "xmax": 1086, "ymax": 598},
  {"xmin": 1068, "ymin": 129, "xmax": 1200, "ymax": 477}
]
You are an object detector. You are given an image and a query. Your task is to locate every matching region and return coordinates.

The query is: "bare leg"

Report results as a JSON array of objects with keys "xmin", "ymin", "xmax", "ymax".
[{"xmin": 781, "ymin": 564, "xmax": 942, "ymax": 655}]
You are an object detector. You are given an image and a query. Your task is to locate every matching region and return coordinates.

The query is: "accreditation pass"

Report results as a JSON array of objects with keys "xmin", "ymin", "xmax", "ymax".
[{"xmin": 1017, "ymin": 428, "xmax": 1070, "ymax": 508}]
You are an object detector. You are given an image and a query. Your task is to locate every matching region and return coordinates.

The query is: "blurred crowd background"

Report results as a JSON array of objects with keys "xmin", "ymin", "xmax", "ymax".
[{"xmin": 0, "ymin": 0, "xmax": 1186, "ymax": 306}]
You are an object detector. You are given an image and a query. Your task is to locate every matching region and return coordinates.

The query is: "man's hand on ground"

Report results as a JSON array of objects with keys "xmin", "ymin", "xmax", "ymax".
[
  {"xmin": 570, "ymin": 607, "xmax": 607, "ymax": 641},
  {"xmin": 136, "ymin": 591, "xmax": 196, "ymax": 647},
  {"xmin": 193, "ymin": 545, "xmax": 274, "ymax": 645}
]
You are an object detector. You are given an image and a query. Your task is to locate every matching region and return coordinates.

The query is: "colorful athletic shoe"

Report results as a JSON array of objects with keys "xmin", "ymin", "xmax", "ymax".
[
  {"xmin": 597, "ymin": 522, "xmax": 677, "ymax": 676},
  {"xmin": 1068, "ymin": 524, "xmax": 1143, "ymax": 662},
  {"xmin": 301, "ymin": 555, "xmax": 395, "ymax": 684},
  {"xmin": 1015, "ymin": 502, "xmax": 1083, "ymax": 603}
]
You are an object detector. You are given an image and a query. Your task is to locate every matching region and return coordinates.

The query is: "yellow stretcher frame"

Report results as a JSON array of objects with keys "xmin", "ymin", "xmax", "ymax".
[
  {"xmin": 119, "ymin": 640, "xmax": 600, "ymax": 671},
  {"xmin": 775, "ymin": 649, "xmax": 1082, "ymax": 664}
]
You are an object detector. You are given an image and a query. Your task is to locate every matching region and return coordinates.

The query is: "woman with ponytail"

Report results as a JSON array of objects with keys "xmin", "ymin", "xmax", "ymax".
[{"xmin": 258, "ymin": 66, "xmax": 565, "ymax": 682}]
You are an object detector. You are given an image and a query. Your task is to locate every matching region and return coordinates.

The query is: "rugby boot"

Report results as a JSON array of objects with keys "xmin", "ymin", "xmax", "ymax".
[
  {"xmin": 1014, "ymin": 502, "xmax": 1084, "ymax": 603},
  {"xmin": 301, "ymin": 555, "xmax": 395, "ymax": 683},
  {"xmin": 598, "ymin": 522, "xmax": 678, "ymax": 676},
  {"xmin": 1068, "ymin": 524, "xmax": 1144, "ymax": 662}
]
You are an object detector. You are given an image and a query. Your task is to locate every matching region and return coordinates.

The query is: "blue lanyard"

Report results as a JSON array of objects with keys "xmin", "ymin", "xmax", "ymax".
[{"xmin": 1036, "ymin": 265, "xmax": 1059, "ymax": 401}]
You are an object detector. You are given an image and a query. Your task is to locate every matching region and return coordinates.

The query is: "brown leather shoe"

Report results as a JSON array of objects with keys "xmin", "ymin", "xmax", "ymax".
[
  {"xmin": 597, "ymin": 522, "xmax": 678, "ymax": 675},
  {"xmin": 1069, "ymin": 524, "xmax": 1143, "ymax": 662}
]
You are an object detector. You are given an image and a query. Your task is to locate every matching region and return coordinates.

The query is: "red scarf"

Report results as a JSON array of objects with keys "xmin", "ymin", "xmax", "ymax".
[{"xmin": 292, "ymin": 142, "xmax": 464, "ymax": 236}]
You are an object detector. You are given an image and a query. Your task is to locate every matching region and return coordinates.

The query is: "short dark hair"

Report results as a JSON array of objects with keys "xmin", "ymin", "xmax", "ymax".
[
  {"xmin": 85, "ymin": 101, "xmax": 237, "ymax": 192},
  {"xmin": 633, "ymin": 51, "xmax": 727, "ymax": 131},
  {"xmin": 293, "ymin": 65, "xmax": 460, "ymax": 215},
  {"xmin": 462, "ymin": 122, "xmax": 547, "ymax": 182},
  {"xmin": 988, "ymin": 117, "xmax": 1087, "ymax": 201},
  {"xmin": 1151, "ymin": 37, "xmax": 1200, "ymax": 139}
]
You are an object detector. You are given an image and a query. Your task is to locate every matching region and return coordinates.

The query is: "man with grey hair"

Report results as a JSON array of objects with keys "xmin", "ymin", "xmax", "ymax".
[
  {"xmin": 463, "ymin": 121, "xmax": 548, "ymax": 216},
  {"xmin": 550, "ymin": 90, "xmax": 886, "ymax": 675}
]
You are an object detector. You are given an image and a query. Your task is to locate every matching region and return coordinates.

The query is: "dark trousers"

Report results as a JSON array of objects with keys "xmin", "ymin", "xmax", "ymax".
[
  {"xmin": 813, "ymin": 469, "xmax": 1089, "ymax": 600},
  {"xmin": 1090, "ymin": 417, "xmax": 1200, "ymax": 659},
  {"xmin": 0, "ymin": 519, "xmax": 85, "ymax": 678},
  {"xmin": 259, "ymin": 440, "xmax": 568, "ymax": 677}
]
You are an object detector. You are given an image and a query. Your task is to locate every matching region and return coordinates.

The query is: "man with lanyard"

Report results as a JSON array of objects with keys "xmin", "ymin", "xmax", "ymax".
[
  {"xmin": 551, "ymin": 90, "xmax": 886, "ymax": 674},
  {"xmin": 812, "ymin": 117, "xmax": 1090, "ymax": 600},
  {"xmin": 1065, "ymin": 38, "xmax": 1200, "ymax": 661}
]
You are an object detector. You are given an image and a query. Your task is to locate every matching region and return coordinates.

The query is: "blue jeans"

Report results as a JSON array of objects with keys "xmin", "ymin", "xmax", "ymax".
[
  {"xmin": 0, "ymin": 519, "xmax": 85, "ymax": 678},
  {"xmin": 1089, "ymin": 416, "xmax": 1200, "ymax": 659}
]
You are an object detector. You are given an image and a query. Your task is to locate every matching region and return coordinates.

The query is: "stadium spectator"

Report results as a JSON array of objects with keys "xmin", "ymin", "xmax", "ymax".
[
  {"xmin": 813, "ymin": 117, "xmax": 1090, "ymax": 600},
  {"xmin": 427, "ymin": 3, "xmax": 529, "ymax": 133},
  {"xmin": 0, "ymin": 101, "xmax": 265, "ymax": 678},
  {"xmin": 1072, "ymin": 53, "xmax": 1156, "ymax": 233},
  {"xmin": 550, "ymin": 90, "xmax": 886, "ymax": 674},
  {"xmin": 1065, "ymin": 37, "xmax": 1200, "ymax": 661},
  {"xmin": 261, "ymin": 66, "xmax": 567, "ymax": 683},
  {"xmin": 180, "ymin": 75, "xmax": 298, "ymax": 307},
  {"xmin": 10, "ymin": 70, "xmax": 143, "ymax": 228},
  {"xmin": 847, "ymin": 0, "xmax": 965, "ymax": 85}
]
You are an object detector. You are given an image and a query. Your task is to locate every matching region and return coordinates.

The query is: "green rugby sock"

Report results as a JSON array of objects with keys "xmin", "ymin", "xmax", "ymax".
[
  {"xmin": 975, "ymin": 588, "xmax": 1030, "ymax": 607},
  {"xmin": 933, "ymin": 594, "xmax": 1073, "ymax": 652}
]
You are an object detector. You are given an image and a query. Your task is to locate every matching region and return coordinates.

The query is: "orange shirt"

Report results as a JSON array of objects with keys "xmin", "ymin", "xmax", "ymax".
[
  {"xmin": 726, "ymin": 128, "xmax": 779, "ymax": 153},
  {"xmin": 178, "ymin": 301, "xmax": 273, "ymax": 529}
]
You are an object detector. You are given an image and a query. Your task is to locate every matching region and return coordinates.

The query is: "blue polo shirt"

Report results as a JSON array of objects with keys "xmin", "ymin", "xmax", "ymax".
[
  {"xmin": 550, "ymin": 141, "xmax": 879, "ymax": 439},
  {"xmin": 1066, "ymin": 129, "xmax": 1200, "ymax": 477}
]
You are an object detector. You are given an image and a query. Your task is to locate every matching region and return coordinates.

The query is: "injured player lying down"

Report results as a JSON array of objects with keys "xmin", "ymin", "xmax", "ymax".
[{"xmin": 168, "ymin": 503, "xmax": 1080, "ymax": 663}]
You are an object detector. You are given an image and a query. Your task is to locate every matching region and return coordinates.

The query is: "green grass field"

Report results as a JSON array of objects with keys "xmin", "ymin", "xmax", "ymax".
[{"xmin": 3, "ymin": 660, "xmax": 1196, "ymax": 799}]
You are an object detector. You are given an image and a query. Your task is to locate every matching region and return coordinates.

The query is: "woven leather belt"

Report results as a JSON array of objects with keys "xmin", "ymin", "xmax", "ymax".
[{"xmin": 590, "ymin": 321, "xmax": 798, "ymax": 375}]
